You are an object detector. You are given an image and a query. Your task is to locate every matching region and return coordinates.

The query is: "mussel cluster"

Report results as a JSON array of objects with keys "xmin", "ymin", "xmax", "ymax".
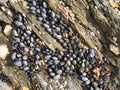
[
  {"xmin": 11, "ymin": 0, "xmax": 110, "ymax": 90},
  {"xmin": 11, "ymin": 13, "xmax": 41, "ymax": 74}
]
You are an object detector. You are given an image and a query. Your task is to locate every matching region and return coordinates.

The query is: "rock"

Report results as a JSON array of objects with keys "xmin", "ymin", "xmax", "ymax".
[
  {"xmin": 0, "ymin": 45, "xmax": 9, "ymax": 59},
  {"xmin": 110, "ymin": 44, "xmax": 120, "ymax": 55},
  {"xmin": 4, "ymin": 25, "xmax": 12, "ymax": 36}
]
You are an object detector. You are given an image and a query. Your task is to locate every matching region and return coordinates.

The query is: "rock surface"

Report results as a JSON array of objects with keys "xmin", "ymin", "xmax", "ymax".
[{"xmin": 0, "ymin": 0, "xmax": 120, "ymax": 90}]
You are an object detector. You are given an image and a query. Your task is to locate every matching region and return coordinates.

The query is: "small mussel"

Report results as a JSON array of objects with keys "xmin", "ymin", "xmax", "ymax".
[{"xmin": 88, "ymin": 48, "xmax": 95, "ymax": 58}]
